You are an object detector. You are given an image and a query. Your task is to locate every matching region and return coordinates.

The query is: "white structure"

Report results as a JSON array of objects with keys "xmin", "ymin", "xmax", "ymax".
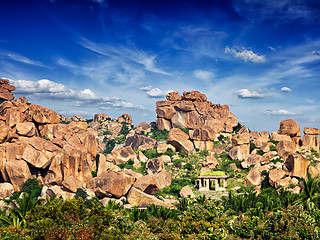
[{"xmin": 195, "ymin": 175, "xmax": 227, "ymax": 191}]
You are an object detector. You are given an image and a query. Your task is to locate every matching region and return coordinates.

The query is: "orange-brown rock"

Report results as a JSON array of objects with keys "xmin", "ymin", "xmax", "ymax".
[
  {"xmin": 167, "ymin": 128, "xmax": 194, "ymax": 153},
  {"xmin": 27, "ymin": 104, "xmax": 60, "ymax": 124},
  {"xmin": 276, "ymin": 140, "xmax": 296, "ymax": 159},
  {"xmin": 156, "ymin": 105, "xmax": 176, "ymax": 119},
  {"xmin": 285, "ymin": 153, "xmax": 310, "ymax": 178},
  {"xmin": 157, "ymin": 143, "xmax": 175, "ymax": 154},
  {"xmin": 156, "ymin": 118, "xmax": 171, "ymax": 130},
  {"xmin": 193, "ymin": 140, "xmax": 214, "ymax": 152},
  {"xmin": 180, "ymin": 185, "xmax": 195, "ymax": 198},
  {"xmin": 111, "ymin": 146, "xmax": 136, "ymax": 165},
  {"xmin": 278, "ymin": 119, "xmax": 301, "ymax": 137},
  {"xmin": 245, "ymin": 167, "xmax": 262, "ymax": 186},
  {"xmin": 5, "ymin": 160, "xmax": 32, "ymax": 191},
  {"xmin": 5, "ymin": 108, "xmax": 24, "ymax": 127},
  {"xmin": 0, "ymin": 79, "xmax": 15, "ymax": 101},
  {"xmin": 135, "ymin": 122, "xmax": 151, "ymax": 134},
  {"xmin": 182, "ymin": 91, "xmax": 207, "ymax": 102},
  {"xmin": 0, "ymin": 182, "xmax": 14, "ymax": 199},
  {"xmin": 116, "ymin": 113, "xmax": 132, "ymax": 124},
  {"xmin": 44, "ymin": 152, "xmax": 64, "ymax": 184},
  {"xmin": 304, "ymin": 127, "xmax": 320, "ymax": 135},
  {"xmin": 231, "ymin": 133, "xmax": 250, "ymax": 146},
  {"xmin": 271, "ymin": 132, "xmax": 293, "ymax": 142},
  {"xmin": 269, "ymin": 168, "xmax": 286, "ymax": 187},
  {"xmin": 166, "ymin": 91, "xmax": 181, "ymax": 101},
  {"xmin": 242, "ymin": 153, "xmax": 262, "ymax": 168},
  {"xmin": 127, "ymin": 187, "xmax": 169, "ymax": 207},
  {"xmin": 71, "ymin": 115, "xmax": 86, "ymax": 122},
  {"xmin": 16, "ymin": 122, "xmax": 37, "ymax": 137},
  {"xmin": 147, "ymin": 157, "xmax": 165, "ymax": 175},
  {"xmin": 303, "ymin": 135, "xmax": 319, "ymax": 151},
  {"xmin": 87, "ymin": 171, "xmax": 134, "ymax": 198},
  {"xmin": 133, "ymin": 175, "xmax": 159, "ymax": 194},
  {"xmin": 189, "ymin": 126, "xmax": 216, "ymax": 141},
  {"xmin": 308, "ymin": 164, "xmax": 320, "ymax": 178},
  {"xmin": 5, "ymin": 142, "xmax": 26, "ymax": 162},
  {"xmin": 93, "ymin": 113, "xmax": 110, "ymax": 122},
  {"xmin": 62, "ymin": 176, "xmax": 84, "ymax": 193},
  {"xmin": 229, "ymin": 144, "xmax": 250, "ymax": 161},
  {"xmin": 171, "ymin": 111, "xmax": 202, "ymax": 129},
  {"xmin": 155, "ymin": 170, "xmax": 172, "ymax": 189},
  {"xmin": 202, "ymin": 155, "xmax": 219, "ymax": 169},
  {"xmin": 125, "ymin": 134, "xmax": 157, "ymax": 150},
  {"xmin": 0, "ymin": 125, "xmax": 11, "ymax": 143}
]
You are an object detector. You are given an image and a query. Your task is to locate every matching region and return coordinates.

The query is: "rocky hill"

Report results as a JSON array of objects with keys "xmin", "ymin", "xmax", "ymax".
[{"xmin": 0, "ymin": 81, "xmax": 319, "ymax": 210}]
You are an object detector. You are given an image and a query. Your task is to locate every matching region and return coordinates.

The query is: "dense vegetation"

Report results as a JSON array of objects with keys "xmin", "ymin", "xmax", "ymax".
[{"xmin": 1, "ymin": 174, "xmax": 320, "ymax": 239}]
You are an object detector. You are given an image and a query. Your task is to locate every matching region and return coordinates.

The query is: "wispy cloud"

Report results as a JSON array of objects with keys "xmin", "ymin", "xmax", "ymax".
[
  {"xmin": 281, "ymin": 87, "xmax": 292, "ymax": 92},
  {"xmin": 234, "ymin": 89, "xmax": 270, "ymax": 99},
  {"xmin": 265, "ymin": 109, "xmax": 301, "ymax": 116},
  {"xmin": 9, "ymin": 78, "xmax": 143, "ymax": 110},
  {"xmin": 4, "ymin": 52, "xmax": 48, "ymax": 68},
  {"xmin": 193, "ymin": 70, "xmax": 214, "ymax": 81},
  {"xmin": 225, "ymin": 46, "xmax": 266, "ymax": 63},
  {"xmin": 139, "ymin": 86, "xmax": 173, "ymax": 98}
]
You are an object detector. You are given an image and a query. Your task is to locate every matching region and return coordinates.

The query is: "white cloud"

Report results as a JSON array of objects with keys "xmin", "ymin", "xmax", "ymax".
[
  {"xmin": 234, "ymin": 89, "xmax": 268, "ymax": 99},
  {"xmin": 8, "ymin": 78, "xmax": 143, "ymax": 110},
  {"xmin": 136, "ymin": 54, "xmax": 170, "ymax": 76},
  {"xmin": 193, "ymin": 70, "xmax": 214, "ymax": 81},
  {"xmin": 281, "ymin": 87, "xmax": 292, "ymax": 92},
  {"xmin": 146, "ymin": 88, "xmax": 173, "ymax": 98},
  {"xmin": 225, "ymin": 46, "xmax": 266, "ymax": 63},
  {"xmin": 265, "ymin": 109, "xmax": 301, "ymax": 116},
  {"xmin": 6, "ymin": 53, "xmax": 47, "ymax": 68},
  {"xmin": 139, "ymin": 86, "xmax": 153, "ymax": 91},
  {"xmin": 268, "ymin": 46, "xmax": 276, "ymax": 51}
]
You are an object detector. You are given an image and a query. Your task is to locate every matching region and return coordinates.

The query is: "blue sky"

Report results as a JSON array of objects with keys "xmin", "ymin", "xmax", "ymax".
[{"xmin": 1, "ymin": 0, "xmax": 320, "ymax": 133}]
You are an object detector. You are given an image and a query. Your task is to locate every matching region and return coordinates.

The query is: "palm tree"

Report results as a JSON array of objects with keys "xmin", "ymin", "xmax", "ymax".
[{"xmin": 295, "ymin": 172, "xmax": 320, "ymax": 210}]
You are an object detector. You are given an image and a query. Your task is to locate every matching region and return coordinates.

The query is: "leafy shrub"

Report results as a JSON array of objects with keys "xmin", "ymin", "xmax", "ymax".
[
  {"xmin": 91, "ymin": 171, "xmax": 97, "ymax": 177},
  {"xmin": 217, "ymin": 135, "xmax": 224, "ymax": 142},
  {"xmin": 269, "ymin": 145, "xmax": 277, "ymax": 151},
  {"xmin": 115, "ymin": 135, "xmax": 126, "ymax": 144},
  {"xmin": 119, "ymin": 122, "xmax": 130, "ymax": 135},
  {"xmin": 180, "ymin": 128, "xmax": 189, "ymax": 134},
  {"xmin": 268, "ymin": 139, "xmax": 280, "ymax": 145},
  {"xmin": 40, "ymin": 135, "xmax": 50, "ymax": 141},
  {"xmin": 103, "ymin": 130, "xmax": 113, "ymax": 135},
  {"xmin": 21, "ymin": 178, "xmax": 43, "ymax": 197},
  {"xmin": 256, "ymin": 149, "xmax": 264, "ymax": 156},
  {"xmin": 75, "ymin": 188, "xmax": 87, "ymax": 200},
  {"xmin": 104, "ymin": 139, "xmax": 116, "ymax": 154},
  {"xmin": 185, "ymin": 163, "xmax": 193, "ymax": 171},
  {"xmin": 250, "ymin": 142, "xmax": 256, "ymax": 153},
  {"xmin": 199, "ymin": 150, "xmax": 209, "ymax": 157},
  {"xmin": 163, "ymin": 148, "xmax": 175, "ymax": 157},
  {"xmin": 142, "ymin": 148, "xmax": 162, "ymax": 159},
  {"xmin": 118, "ymin": 159, "xmax": 135, "ymax": 169},
  {"xmin": 173, "ymin": 159, "xmax": 182, "ymax": 168},
  {"xmin": 311, "ymin": 148, "xmax": 320, "ymax": 158},
  {"xmin": 178, "ymin": 151, "xmax": 188, "ymax": 158},
  {"xmin": 147, "ymin": 127, "xmax": 169, "ymax": 141}
]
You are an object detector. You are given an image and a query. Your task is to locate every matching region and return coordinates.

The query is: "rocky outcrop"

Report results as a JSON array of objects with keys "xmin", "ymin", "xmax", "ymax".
[
  {"xmin": 285, "ymin": 153, "xmax": 310, "ymax": 178},
  {"xmin": 93, "ymin": 113, "xmax": 110, "ymax": 122},
  {"xmin": 156, "ymin": 91, "xmax": 238, "ymax": 135},
  {"xmin": 135, "ymin": 122, "xmax": 151, "ymax": 135},
  {"xmin": 125, "ymin": 134, "xmax": 157, "ymax": 150},
  {"xmin": 71, "ymin": 115, "xmax": 86, "ymax": 122},
  {"xmin": 146, "ymin": 158, "xmax": 165, "ymax": 175},
  {"xmin": 111, "ymin": 146, "xmax": 136, "ymax": 165},
  {"xmin": 115, "ymin": 113, "xmax": 132, "ymax": 124},
  {"xmin": 127, "ymin": 187, "xmax": 170, "ymax": 207},
  {"xmin": 229, "ymin": 127, "xmax": 250, "ymax": 161},
  {"xmin": 180, "ymin": 185, "xmax": 195, "ymax": 198},
  {"xmin": 0, "ymin": 79, "xmax": 15, "ymax": 101}
]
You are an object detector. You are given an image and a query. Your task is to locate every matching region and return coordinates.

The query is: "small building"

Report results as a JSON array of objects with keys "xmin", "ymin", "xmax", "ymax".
[{"xmin": 195, "ymin": 175, "xmax": 228, "ymax": 191}]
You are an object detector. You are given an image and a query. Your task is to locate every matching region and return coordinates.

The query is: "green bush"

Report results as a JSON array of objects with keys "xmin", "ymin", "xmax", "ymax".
[
  {"xmin": 21, "ymin": 178, "xmax": 43, "ymax": 197},
  {"xmin": 91, "ymin": 171, "xmax": 97, "ymax": 177},
  {"xmin": 181, "ymin": 128, "xmax": 189, "ymax": 134},
  {"xmin": 268, "ymin": 139, "xmax": 280, "ymax": 145},
  {"xmin": 173, "ymin": 159, "xmax": 182, "ymax": 168},
  {"xmin": 250, "ymin": 142, "xmax": 256, "ymax": 153},
  {"xmin": 147, "ymin": 127, "xmax": 169, "ymax": 141},
  {"xmin": 103, "ymin": 130, "xmax": 113, "ymax": 135},
  {"xmin": 199, "ymin": 150, "xmax": 209, "ymax": 157},
  {"xmin": 269, "ymin": 145, "xmax": 277, "ymax": 151},
  {"xmin": 256, "ymin": 149, "xmax": 264, "ymax": 156},
  {"xmin": 142, "ymin": 148, "xmax": 162, "ymax": 159},
  {"xmin": 185, "ymin": 163, "xmax": 193, "ymax": 171},
  {"xmin": 75, "ymin": 188, "xmax": 87, "ymax": 200},
  {"xmin": 119, "ymin": 122, "xmax": 130, "ymax": 135},
  {"xmin": 104, "ymin": 139, "xmax": 116, "ymax": 154}
]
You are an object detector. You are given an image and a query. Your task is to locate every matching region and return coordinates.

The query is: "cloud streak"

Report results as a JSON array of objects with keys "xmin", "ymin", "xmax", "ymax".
[
  {"xmin": 225, "ymin": 46, "xmax": 266, "ymax": 63},
  {"xmin": 265, "ymin": 109, "xmax": 301, "ymax": 116},
  {"xmin": 234, "ymin": 89, "xmax": 269, "ymax": 99}
]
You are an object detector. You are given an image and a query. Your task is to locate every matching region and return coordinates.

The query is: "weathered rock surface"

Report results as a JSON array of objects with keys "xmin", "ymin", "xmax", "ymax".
[
  {"xmin": 276, "ymin": 140, "xmax": 296, "ymax": 159},
  {"xmin": 93, "ymin": 113, "xmax": 110, "ymax": 122},
  {"xmin": 135, "ymin": 122, "xmax": 151, "ymax": 134},
  {"xmin": 278, "ymin": 119, "xmax": 301, "ymax": 137},
  {"xmin": 285, "ymin": 153, "xmax": 310, "ymax": 178},
  {"xmin": 111, "ymin": 146, "xmax": 136, "ymax": 165},
  {"xmin": 202, "ymin": 155, "xmax": 219, "ymax": 169},
  {"xmin": 180, "ymin": 185, "xmax": 195, "ymax": 198},
  {"xmin": 115, "ymin": 113, "xmax": 132, "ymax": 124},
  {"xmin": 0, "ymin": 79, "xmax": 15, "ymax": 101},
  {"xmin": 127, "ymin": 187, "xmax": 169, "ymax": 207},
  {"xmin": 269, "ymin": 169, "xmax": 286, "ymax": 187},
  {"xmin": 5, "ymin": 160, "xmax": 32, "ymax": 191},
  {"xmin": 229, "ymin": 144, "xmax": 250, "ymax": 161},
  {"xmin": 167, "ymin": 128, "xmax": 194, "ymax": 153},
  {"xmin": 125, "ymin": 134, "xmax": 157, "ymax": 150},
  {"xmin": 147, "ymin": 158, "xmax": 165, "ymax": 175},
  {"xmin": 87, "ymin": 171, "xmax": 135, "ymax": 198},
  {"xmin": 0, "ymin": 182, "xmax": 14, "ymax": 199},
  {"xmin": 303, "ymin": 135, "xmax": 319, "ymax": 151},
  {"xmin": 304, "ymin": 127, "xmax": 320, "ymax": 135}
]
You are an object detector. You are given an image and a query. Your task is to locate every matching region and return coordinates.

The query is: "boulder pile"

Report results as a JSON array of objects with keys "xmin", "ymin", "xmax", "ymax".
[{"xmin": 156, "ymin": 91, "xmax": 238, "ymax": 152}]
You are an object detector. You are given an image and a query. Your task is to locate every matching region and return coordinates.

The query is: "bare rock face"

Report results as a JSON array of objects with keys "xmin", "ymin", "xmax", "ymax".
[
  {"xmin": 269, "ymin": 168, "xmax": 286, "ymax": 187},
  {"xmin": 16, "ymin": 122, "xmax": 37, "ymax": 137},
  {"xmin": 189, "ymin": 126, "xmax": 216, "ymax": 141},
  {"xmin": 5, "ymin": 160, "xmax": 32, "ymax": 191},
  {"xmin": 304, "ymin": 127, "xmax": 320, "ymax": 135},
  {"xmin": 115, "ymin": 113, "xmax": 132, "ymax": 124},
  {"xmin": 229, "ymin": 144, "xmax": 250, "ymax": 161},
  {"xmin": 125, "ymin": 134, "xmax": 157, "ymax": 150},
  {"xmin": 127, "ymin": 187, "xmax": 169, "ymax": 207},
  {"xmin": 155, "ymin": 170, "xmax": 172, "ymax": 189},
  {"xmin": 180, "ymin": 185, "xmax": 195, "ymax": 198},
  {"xmin": 278, "ymin": 119, "xmax": 301, "ymax": 137},
  {"xmin": 27, "ymin": 104, "xmax": 60, "ymax": 124},
  {"xmin": 245, "ymin": 167, "xmax": 262, "ymax": 186},
  {"xmin": 156, "ymin": 91, "xmax": 238, "ymax": 136},
  {"xmin": 135, "ymin": 122, "xmax": 151, "ymax": 134},
  {"xmin": 93, "ymin": 113, "xmax": 110, "ymax": 122},
  {"xmin": 157, "ymin": 143, "xmax": 175, "ymax": 154},
  {"xmin": 167, "ymin": 128, "xmax": 194, "ymax": 153},
  {"xmin": 133, "ymin": 175, "xmax": 160, "ymax": 194},
  {"xmin": 202, "ymin": 155, "xmax": 219, "ymax": 169},
  {"xmin": 276, "ymin": 140, "xmax": 297, "ymax": 159},
  {"xmin": 62, "ymin": 176, "xmax": 84, "ymax": 193},
  {"xmin": 285, "ymin": 153, "xmax": 310, "ymax": 178},
  {"xmin": 231, "ymin": 132, "xmax": 250, "ymax": 146},
  {"xmin": 0, "ymin": 125, "xmax": 11, "ymax": 143},
  {"xmin": 146, "ymin": 157, "xmax": 165, "ymax": 175},
  {"xmin": 0, "ymin": 79, "xmax": 15, "ymax": 101},
  {"xmin": 71, "ymin": 115, "xmax": 86, "ymax": 122},
  {"xmin": 303, "ymin": 135, "xmax": 319, "ymax": 151},
  {"xmin": 0, "ymin": 183, "xmax": 14, "ymax": 199},
  {"xmin": 111, "ymin": 146, "xmax": 136, "ymax": 165},
  {"xmin": 193, "ymin": 140, "xmax": 214, "ymax": 152},
  {"xmin": 242, "ymin": 153, "xmax": 262, "ymax": 168},
  {"xmin": 271, "ymin": 132, "xmax": 292, "ymax": 142},
  {"xmin": 87, "ymin": 171, "xmax": 134, "ymax": 198}
]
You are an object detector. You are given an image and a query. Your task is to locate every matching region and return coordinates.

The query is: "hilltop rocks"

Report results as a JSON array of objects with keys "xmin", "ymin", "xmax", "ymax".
[
  {"xmin": 111, "ymin": 146, "xmax": 136, "ymax": 165},
  {"xmin": 278, "ymin": 119, "xmax": 301, "ymax": 137},
  {"xmin": 0, "ymin": 183, "xmax": 14, "ymax": 199},
  {"xmin": 71, "ymin": 115, "xmax": 86, "ymax": 122},
  {"xmin": 135, "ymin": 122, "xmax": 151, "ymax": 134},
  {"xmin": 146, "ymin": 158, "xmax": 165, "ymax": 175},
  {"xmin": 127, "ymin": 187, "xmax": 169, "ymax": 207},
  {"xmin": 156, "ymin": 91, "xmax": 238, "ymax": 134},
  {"xmin": 303, "ymin": 135, "xmax": 319, "ymax": 150},
  {"xmin": 93, "ymin": 113, "xmax": 110, "ymax": 122},
  {"xmin": 28, "ymin": 104, "xmax": 60, "ymax": 124},
  {"xmin": 229, "ymin": 127, "xmax": 250, "ymax": 161},
  {"xmin": 167, "ymin": 128, "xmax": 194, "ymax": 153},
  {"xmin": 0, "ymin": 79, "xmax": 15, "ymax": 101},
  {"xmin": 304, "ymin": 127, "xmax": 320, "ymax": 135},
  {"xmin": 5, "ymin": 160, "xmax": 32, "ymax": 191},
  {"xmin": 115, "ymin": 113, "xmax": 132, "ymax": 124},
  {"xmin": 276, "ymin": 140, "xmax": 296, "ymax": 159}
]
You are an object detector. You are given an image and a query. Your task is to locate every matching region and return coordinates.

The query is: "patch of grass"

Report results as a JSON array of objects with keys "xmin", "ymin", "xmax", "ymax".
[
  {"xmin": 250, "ymin": 142, "xmax": 256, "ymax": 153},
  {"xmin": 118, "ymin": 159, "xmax": 135, "ymax": 169},
  {"xmin": 269, "ymin": 145, "xmax": 277, "ymax": 151},
  {"xmin": 256, "ymin": 149, "xmax": 264, "ymax": 156},
  {"xmin": 147, "ymin": 127, "xmax": 169, "ymax": 141},
  {"xmin": 201, "ymin": 171, "xmax": 226, "ymax": 176},
  {"xmin": 268, "ymin": 139, "xmax": 280, "ymax": 145}
]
